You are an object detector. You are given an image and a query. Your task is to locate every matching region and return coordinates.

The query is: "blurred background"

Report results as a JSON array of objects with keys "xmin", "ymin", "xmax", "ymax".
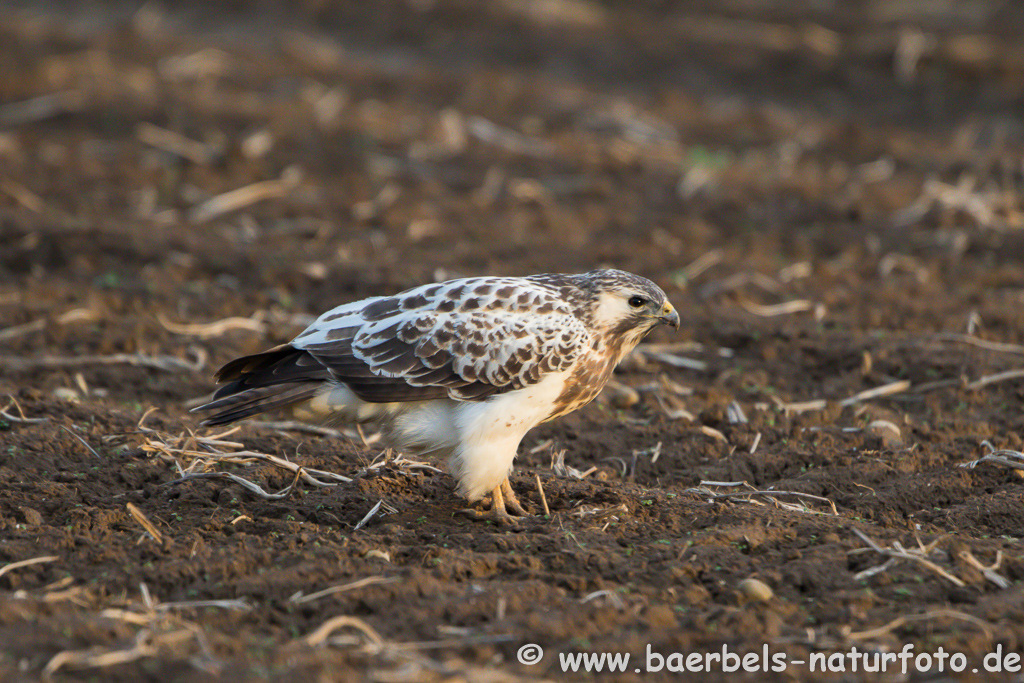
[
  {"xmin": 4, "ymin": 0, "xmax": 1024, "ymax": 405},
  {"xmin": 2, "ymin": 0, "xmax": 1022, "ymax": 313}
]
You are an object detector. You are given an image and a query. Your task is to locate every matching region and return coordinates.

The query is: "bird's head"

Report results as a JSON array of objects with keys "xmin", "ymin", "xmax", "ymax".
[{"xmin": 585, "ymin": 269, "xmax": 679, "ymax": 350}]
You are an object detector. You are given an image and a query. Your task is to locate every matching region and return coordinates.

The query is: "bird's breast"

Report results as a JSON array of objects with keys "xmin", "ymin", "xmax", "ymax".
[{"xmin": 547, "ymin": 346, "xmax": 620, "ymax": 421}]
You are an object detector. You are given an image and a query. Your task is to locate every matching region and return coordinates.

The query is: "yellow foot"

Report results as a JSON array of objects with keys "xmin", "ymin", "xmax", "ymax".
[
  {"xmin": 500, "ymin": 477, "xmax": 531, "ymax": 516},
  {"xmin": 458, "ymin": 478, "xmax": 531, "ymax": 523}
]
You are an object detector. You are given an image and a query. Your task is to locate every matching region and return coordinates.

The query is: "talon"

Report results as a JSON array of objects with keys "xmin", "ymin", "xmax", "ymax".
[
  {"xmin": 457, "ymin": 507, "xmax": 517, "ymax": 524},
  {"xmin": 457, "ymin": 479, "xmax": 530, "ymax": 523},
  {"xmin": 500, "ymin": 478, "xmax": 531, "ymax": 516}
]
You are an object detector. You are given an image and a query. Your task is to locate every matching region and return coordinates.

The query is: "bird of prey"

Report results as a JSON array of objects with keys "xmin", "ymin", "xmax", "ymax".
[{"xmin": 193, "ymin": 269, "xmax": 679, "ymax": 521}]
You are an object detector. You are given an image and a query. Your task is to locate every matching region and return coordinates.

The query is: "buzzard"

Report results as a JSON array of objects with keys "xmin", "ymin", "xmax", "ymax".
[{"xmin": 193, "ymin": 269, "xmax": 678, "ymax": 520}]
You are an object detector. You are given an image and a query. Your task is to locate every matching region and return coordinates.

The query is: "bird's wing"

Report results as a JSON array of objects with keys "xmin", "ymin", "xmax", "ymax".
[{"xmin": 295, "ymin": 277, "xmax": 591, "ymax": 402}]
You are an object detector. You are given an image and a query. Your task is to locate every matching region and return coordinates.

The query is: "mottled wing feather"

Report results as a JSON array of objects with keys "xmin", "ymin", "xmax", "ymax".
[{"xmin": 296, "ymin": 276, "xmax": 590, "ymax": 403}]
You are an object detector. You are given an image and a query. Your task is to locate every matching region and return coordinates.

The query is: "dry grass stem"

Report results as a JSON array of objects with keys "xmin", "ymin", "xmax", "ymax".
[
  {"xmin": 960, "ymin": 448, "xmax": 1024, "ymax": 471},
  {"xmin": 156, "ymin": 598, "xmax": 253, "ymax": 612},
  {"xmin": 551, "ymin": 449, "xmax": 595, "ymax": 479},
  {"xmin": 894, "ymin": 175, "xmax": 1011, "ymax": 230},
  {"xmin": 1, "ymin": 397, "xmax": 48, "ymax": 423},
  {"xmin": 851, "ymin": 528, "xmax": 965, "ymax": 587},
  {"xmin": 635, "ymin": 349, "xmax": 707, "ymax": 371},
  {"xmin": 0, "ymin": 90, "xmax": 84, "ymax": 127},
  {"xmin": 43, "ymin": 582, "xmax": 243, "ymax": 680},
  {"xmin": 775, "ymin": 379, "xmax": 911, "ymax": 415},
  {"xmin": 638, "ymin": 341, "xmax": 730, "ymax": 356},
  {"xmin": 37, "ymin": 585, "xmax": 92, "ymax": 606},
  {"xmin": 104, "ymin": 597, "xmax": 252, "ymax": 617},
  {"xmin": 466, "ymin": 116, "xmax": 552, "ymax": 156},
  {"xmin": 698, "ymin": 270, "xmax": 783, "ymax": 299},
  {"xmin": 935, "ymin": 332, "xmax": 1024, "ymax": 355},
  {"xmin": 141, "ymin": 429, "xmax": 353, "ymax": 486},
  {"xmin": 535, "ymin": 474, "xmax": 550, "ymax": 516},
  {"xmin": 778, "ymin": 261, "xmax": 813, "ymax": 281},
  {"xmin": 0, "ymin": 555, "xmax": 59, "ymax": 580},
  {"xmin": 157, "ymin": 312, "xmax": 267, "ymax": 338},
  {"xmin": 653, "ymin": 393, "xmax": 695, "ymax": 421},
  {"xmin": 580, "ymin": 589, "xmax": 626, "ymax": 609},
  {"xmin": 674, "ymin": 249, "xmax": 724, "ymax": 284},
  {"xmin": 135, "ymin": 406, "xmax": 161, "ymax": 432},
  {"xmin": 958, "ymin": 550, "xmax": 1010, "ymax": 589},
  {"xmin": 749, "ymin": 432, "xmax": 762, "ymax": 454},
  {"xmin": 738, "ymin": 297, "xmax": 814, "ymax": 317},
  {"xmin": 188, "ymin": 168, "xmax": 302, "ymax": 223},
  {"xmin": 529, "ymin": 438, "xmax": 553, "ymax": 454},
  {"xmin": 59, "ymin": 425, "xmax": 101, "ymax": 458},
  {"xmin": 40, "ymin": 576, "xmax": 74, "ymax": 592},
  {"xmin": 43, "ymin": 631, "xmax": 161, "ymax": 681},
  {"xmin": 846, "ymin": 609, "xmax": 994, "ymax": 643},
  {"xmin": 171, "ymin": 470, "xmax": 302, "ymax": 500},
  {"xmin": 0, "ymin": 350, "xmax": 207, "ymax": 373},
  {"xmin": 290, "ymin": 575, "xmax": 397, "ymax": 604},
  {"xmin": 571, "ymin": 503, "xmax": 629, "ymax": 523},
  {"xmin": 658, "ymin": 375, "xmax": 696, "ymax": 395},
  {"xmin": 353, "ymin": 500, "xmax": 386, "ymax": 531},
  {"xmin": 351, "ymin": 424, "xmax": 384, "ymax": 448},
  {"xmin": 966, "ymin": 369, "xmax": 1024, "ymax": 390},
  {"xmin": 305, "ymin": 615, "xmax": 385, "ymax": 650},
  {"xmin": 692, "ymin": 481, "xmax": 838, "ymax": 515},
  {"xmin": 839, "ymin": 380, "xmax": 911, "ymax": 406},
  {"xmin": 775, "ymin": 398, "xmax": 827, "ymax": 414},
  {"xmin": 726, "ymin": 401, "xmax": 747, "ymax": 424},
  {"xmin": 136, "ymin": 123, "xmax": 217, "ymax": 164},
  {"xmin": 700, "ymin": 425, "xmax": 728, "ymax": 442},
  {"xmin": 126, "ymin": 503, "xmax": 165, "ymax": 544},
  {"xmin": 243, "ymin": 420, "xmax": 352, "ymax": 439},
  {"xmin": 360, "ymin": 449, "xmax": 442, "ymax": 478},
  {"xmin": 852, "ymin": 557, "xmax": 899, "ymax": 582},
  {"xmin": 130, "ymin": 424, "xmax": 361, "ymax": 505},
  {"xmin": 0, "ymin": 307, "xmax": 97, "ymax": 341}
]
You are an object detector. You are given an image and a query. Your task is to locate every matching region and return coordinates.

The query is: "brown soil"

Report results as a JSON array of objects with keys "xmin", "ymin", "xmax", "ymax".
[{"xmin": 2, "ymin": 2, "xmax": 1024, "ymax": 681}]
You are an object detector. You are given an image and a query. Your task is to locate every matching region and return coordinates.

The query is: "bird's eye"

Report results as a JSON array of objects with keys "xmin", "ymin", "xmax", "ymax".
[{"xmin": 628, "ymin": 296, "xmax": 647, "ymax": 309}]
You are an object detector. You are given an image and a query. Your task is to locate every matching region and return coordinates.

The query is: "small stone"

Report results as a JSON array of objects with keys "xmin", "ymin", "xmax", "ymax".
[
  {"xmin": 868, "ymin": 420, "xmax": 902, "ymax": 447},
  {"xmin": 605, "ymin": 381, "xmax": 640, "ymax": 409},
  {"xmin": 737, "ymin": 577, "xmax": 774, "ymax": 603},
  {"xmin": 363, "ymin": 549, "xmax": 391, "ymax": 562},
  {"xmin": 52, "ymin": 387, "xmax": 80, "ymax": 403}
]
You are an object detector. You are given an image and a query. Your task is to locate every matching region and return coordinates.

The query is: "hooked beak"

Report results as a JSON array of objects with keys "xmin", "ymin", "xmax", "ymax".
[{"xmin": 658, "ymin": 302, "xmax": 680, "ymax": 330}]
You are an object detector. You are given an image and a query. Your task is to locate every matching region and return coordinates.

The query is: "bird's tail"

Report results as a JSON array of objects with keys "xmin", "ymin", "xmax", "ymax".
[
  {"xmin": 191, "ymin": 345, "xmax": 330, "ymax": 426},
  {"xmin": 192, "ymin": 381, "xmax": 323, "ymax": 426}
]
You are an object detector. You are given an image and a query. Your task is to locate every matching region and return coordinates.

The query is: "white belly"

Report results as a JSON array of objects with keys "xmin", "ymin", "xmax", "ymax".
[{"xmin": 294, "ymin": 371, "xmax": 572, "ymax": 502}]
